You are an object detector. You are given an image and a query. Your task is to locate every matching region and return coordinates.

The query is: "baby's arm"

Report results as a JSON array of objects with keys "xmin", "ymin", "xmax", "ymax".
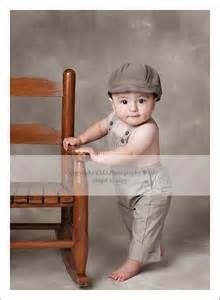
[
  {"xmin": 75, "ymin": 122, "xmax": 157, "ymax": 165},
  {"xmin": 78, "ymin": 117, "xmax": 109, "ymax": 144},
  {"xmin": 63, "ymin": 115, "xmax": 110, "ymax": 150}
]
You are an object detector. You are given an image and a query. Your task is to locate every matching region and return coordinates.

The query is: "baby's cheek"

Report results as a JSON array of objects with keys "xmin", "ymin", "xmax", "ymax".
[{"xmin": 118, "ymin": 108, "xmax": 128, "ymax": 115}]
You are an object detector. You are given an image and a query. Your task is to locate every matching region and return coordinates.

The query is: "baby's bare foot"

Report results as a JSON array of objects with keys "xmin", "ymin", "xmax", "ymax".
[{"xmin": 108, "ymin": 259, "xmax": 143, "ymax": 281}]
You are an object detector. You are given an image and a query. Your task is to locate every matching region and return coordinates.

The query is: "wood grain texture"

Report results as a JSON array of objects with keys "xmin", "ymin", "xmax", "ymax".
[
  {"xmin": 11, "ymin": 223, "xmax": 62, "ymax": 230},
  {"xmin": 10, "ymin": 202, "xmax": 73, "ymax": 208},
  {"xmin": 11, "ymin": 124, "xmax": 61, "ymax": 144},
  {"xmin": 11, "ymin": 77, "xmax": 62, "ymax": 97},
  {"xmin": 11, "ymin": 182, "xmax": 74, "ymax": 206},
  {"xmin": 11, "ymin": 240, "xmax": 75, "ymax": 249},
  {"xmin": 73, "ymin": 160, "xmax": 89, "ymax": 276},
  {"xmin": 29, "ymin": 183, "xmax": 44, "ymax": 204}
]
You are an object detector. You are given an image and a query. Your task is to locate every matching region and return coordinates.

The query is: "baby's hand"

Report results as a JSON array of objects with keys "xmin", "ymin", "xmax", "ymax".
[
  {"xmin": 74, "ymin": 147, "xmax": 97, "ymax": 159},
  {"xmin": 63, "ymin": 137, "xmax": 81, "ymax": 151}
]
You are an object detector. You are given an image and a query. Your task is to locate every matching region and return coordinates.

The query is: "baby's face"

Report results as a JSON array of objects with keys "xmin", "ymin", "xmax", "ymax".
[{"xmin": 111, "ymin": 92, "xmax": 157, "ymax": 126}]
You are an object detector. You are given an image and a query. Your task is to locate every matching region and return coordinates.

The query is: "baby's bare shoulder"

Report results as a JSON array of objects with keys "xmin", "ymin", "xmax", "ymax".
[
  {"xmin": 131, "ymin": 118, "xmax": 158, "ymax": 138},
  {"xmin": 125, "ymin": 119, "xmax": 158, "ymax": 155}
]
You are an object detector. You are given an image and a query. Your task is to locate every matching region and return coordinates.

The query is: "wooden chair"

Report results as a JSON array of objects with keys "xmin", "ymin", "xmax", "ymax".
[{"xmin": 10, "ymin": 69, "xmax": 90, "ymax": 287}]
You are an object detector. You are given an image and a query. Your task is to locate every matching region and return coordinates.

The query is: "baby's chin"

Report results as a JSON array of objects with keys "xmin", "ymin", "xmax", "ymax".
[{"xmin": 125, "ymin": 116, "xmax": 150, "ymax": 126}]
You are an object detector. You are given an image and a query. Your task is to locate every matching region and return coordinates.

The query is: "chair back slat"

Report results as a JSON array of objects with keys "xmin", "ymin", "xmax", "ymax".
[
  {"xmin": 11, "ymin": 77, "xmax": 62, "ymax": 97},
  {"xmin": 11, "ymin": 124, "xmax": 61, "ymax": 144},
  {"xmin": 11, "ymin": 69, "xmax": 75, "ymax": 147}
]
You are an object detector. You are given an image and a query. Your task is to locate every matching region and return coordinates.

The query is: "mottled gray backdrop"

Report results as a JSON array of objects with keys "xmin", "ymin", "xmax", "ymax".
[
  {"xmin": 11, "ymin": 10, "xmax": 209, "ymax": 155},
  {"xmin": 10, "ymin": 10, "xmax": 210, "ymax": 289}
]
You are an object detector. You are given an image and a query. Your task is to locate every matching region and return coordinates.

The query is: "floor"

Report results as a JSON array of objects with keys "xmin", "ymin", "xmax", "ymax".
[{"xmin": 10, "ymin": 196, "xmax": 210, "ymax": 290}]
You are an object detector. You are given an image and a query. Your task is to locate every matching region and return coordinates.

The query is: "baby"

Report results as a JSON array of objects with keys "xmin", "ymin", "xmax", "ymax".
[{"xmin": 63, "ymin": 63, "xmax": 172, "ymax": 281}]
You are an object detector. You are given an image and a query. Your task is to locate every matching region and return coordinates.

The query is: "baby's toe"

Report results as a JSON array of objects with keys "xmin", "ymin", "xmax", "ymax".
[
  {"xmin": 118, "ymin": 273, "xmax": 126, "ymax": 281},
  {"xmin": 116, "ymin": 272, "xmax": 122, "ymax": 281},
  {"xmin": 108, "ymin": 273, "xmax": 114, "ymax": 279},
  {"xmin": 109, "ymin": 272, "xmax": 118, "ymax": 280},
  {"xmin": 114, "ymin": 273, "xmax": 120, "ymax": 280}
]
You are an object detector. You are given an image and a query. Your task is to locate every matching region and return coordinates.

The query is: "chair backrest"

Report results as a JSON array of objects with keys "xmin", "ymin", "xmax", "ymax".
[{"xmin": 10, "ymin": 69, "xmax": 75, "ymax": 154}]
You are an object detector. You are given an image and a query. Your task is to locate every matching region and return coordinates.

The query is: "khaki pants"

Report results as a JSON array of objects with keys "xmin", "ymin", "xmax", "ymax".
[{"xmin": 118, "ymin": 193, "xmax": 172, "ymax": 264}]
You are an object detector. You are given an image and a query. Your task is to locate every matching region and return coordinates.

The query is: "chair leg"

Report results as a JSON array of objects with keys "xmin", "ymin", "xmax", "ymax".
[
  {"xmin": 72, "ymin": 194, "xmax": 89, "ymax": 286},
  {"xmin": 61, "ymin": 207, "xmax": 72, "ymax": 225},
  {"xmin": 59, "ymin": 159, "xmax": 90, "ymax": 287},
  {"xmin": 58, "ymin": 196, "xmax": 90, "ymax": 288}
]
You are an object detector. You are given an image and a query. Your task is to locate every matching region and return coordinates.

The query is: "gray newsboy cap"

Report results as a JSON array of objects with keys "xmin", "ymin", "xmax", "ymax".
[{"xmin": 108, "ymin": 62, "xmax": 162, "ymax": 101}]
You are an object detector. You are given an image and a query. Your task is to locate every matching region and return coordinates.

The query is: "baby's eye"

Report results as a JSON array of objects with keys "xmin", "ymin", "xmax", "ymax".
[
  {"xmin": 138, "ymin": 98, "xmax": 146, "ymax": 103},
  {"xmin": 120, "ymin": 99, "xmax": 128, "ymax": 104}
]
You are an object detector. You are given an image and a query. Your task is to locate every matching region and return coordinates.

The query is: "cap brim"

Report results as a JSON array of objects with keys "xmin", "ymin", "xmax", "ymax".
[
  {"xmin": 108, "ymin": 85, "xmax": 160, "ymax": 101},
  {"xmin": 109, "ymin": 85, "xmax": 154, "ymax": 93}
]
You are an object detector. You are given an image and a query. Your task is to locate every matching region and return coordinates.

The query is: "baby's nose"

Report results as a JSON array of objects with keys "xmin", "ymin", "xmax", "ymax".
[{"xmin": 129, "ymin": 102, "xmax": 138, "ymax": 111}]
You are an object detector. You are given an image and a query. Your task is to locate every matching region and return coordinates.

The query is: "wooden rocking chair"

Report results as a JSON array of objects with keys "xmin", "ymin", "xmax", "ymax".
[{"xmin": 10, "ymin": 69, "xmax": 90, "ymax": 287}]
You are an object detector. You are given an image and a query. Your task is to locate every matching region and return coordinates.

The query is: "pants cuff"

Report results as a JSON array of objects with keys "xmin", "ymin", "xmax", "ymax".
[{"xmin": 128, "ymin": 240, "xmax": 161, "ymax": 264}]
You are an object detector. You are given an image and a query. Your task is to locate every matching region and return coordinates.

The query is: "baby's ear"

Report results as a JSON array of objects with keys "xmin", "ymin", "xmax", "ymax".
[
  {"xmin": 154, "ymin": 94, "xmax": 158, "ymax": 101},
  {"xmin": 154, "ymin": 99, "xmax": 158, "ymax": 106},
  {"xmin": 109, "ymin": 97, "xmax": 116, "ymax": 112},
  {"xmin": 152, "ymin": 98, "xmax": 157, "ymax": 110}
]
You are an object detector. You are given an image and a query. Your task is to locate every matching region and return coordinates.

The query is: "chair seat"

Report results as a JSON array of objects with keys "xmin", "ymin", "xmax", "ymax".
[{"xmin": 10, "ymin": 182, "xmax": 74, "ymax": 207}]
